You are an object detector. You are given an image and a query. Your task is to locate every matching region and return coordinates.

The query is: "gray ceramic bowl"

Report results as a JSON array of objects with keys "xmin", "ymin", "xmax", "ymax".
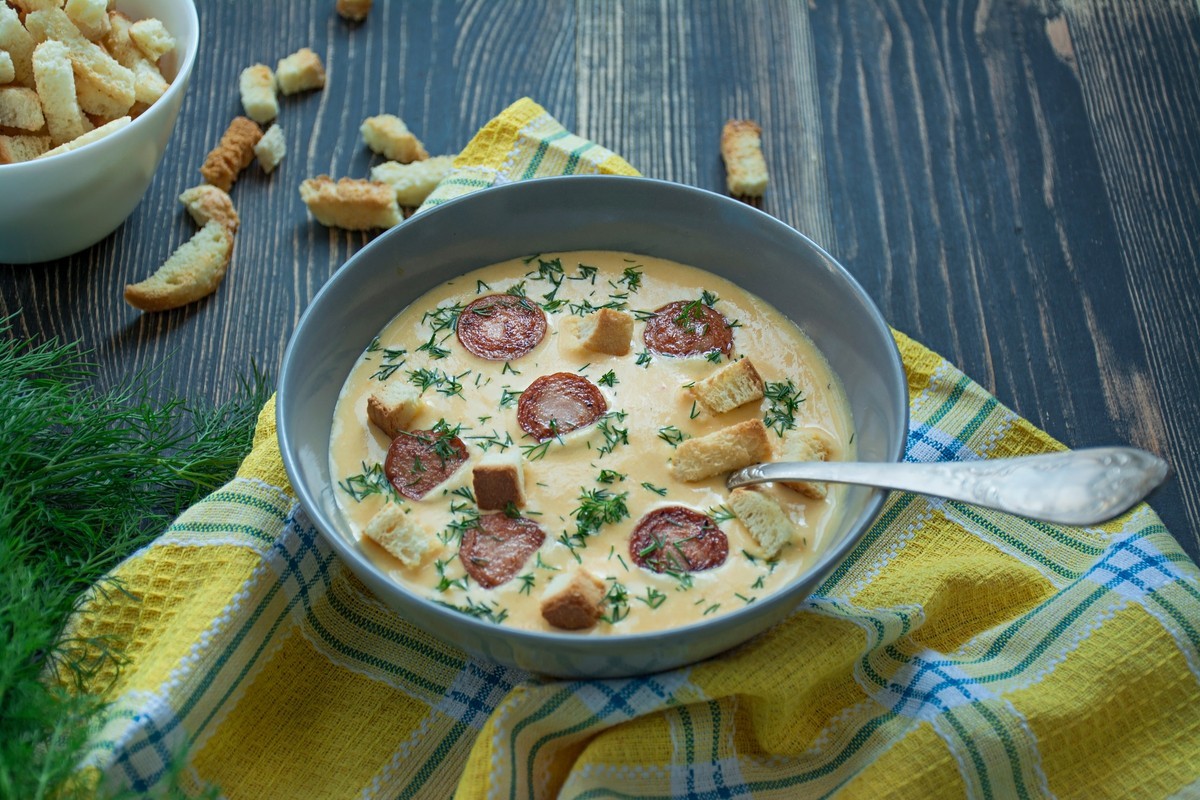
[{"xmin": 277, "ymin": 176, "xmax": 907, "ymax": 678}]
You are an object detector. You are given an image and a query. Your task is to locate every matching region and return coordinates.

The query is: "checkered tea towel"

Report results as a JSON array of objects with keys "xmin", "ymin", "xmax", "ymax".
[{"xmin": 64, "ymin": 98, "xmax": 1200, "ymax": 799}]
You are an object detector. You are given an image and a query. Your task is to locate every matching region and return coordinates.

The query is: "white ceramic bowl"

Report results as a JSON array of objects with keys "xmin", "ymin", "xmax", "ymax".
[
  {"xmin": 278, "ymin": 176, "xmax": 909, "ymax": 678},
  {"xmin": 0, "ymin": 0, "xmax": 199, "ymax": 264}
]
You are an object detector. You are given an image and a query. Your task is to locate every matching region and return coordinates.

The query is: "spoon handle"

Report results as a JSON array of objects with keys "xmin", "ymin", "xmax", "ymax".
[{"xmin": 726, "ymin": 447, "xmax": 1169, "ymax": 526}]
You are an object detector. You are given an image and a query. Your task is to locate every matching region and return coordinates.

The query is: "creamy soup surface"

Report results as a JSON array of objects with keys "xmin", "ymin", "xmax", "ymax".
[{"xmin": 330, "ymin": 251, "xmax": 855, "ymax": 633}]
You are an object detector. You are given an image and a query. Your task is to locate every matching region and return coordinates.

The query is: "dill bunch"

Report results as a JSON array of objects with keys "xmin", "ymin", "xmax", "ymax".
[{"xmin": 0, "ymin": 320, "xmax": 268, "ymax": 799}]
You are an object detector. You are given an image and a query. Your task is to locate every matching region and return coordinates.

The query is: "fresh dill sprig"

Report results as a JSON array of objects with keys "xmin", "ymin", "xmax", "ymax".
[{"xmin": 0, "ymin": 320, "xmax": 266, "ymax": 798}]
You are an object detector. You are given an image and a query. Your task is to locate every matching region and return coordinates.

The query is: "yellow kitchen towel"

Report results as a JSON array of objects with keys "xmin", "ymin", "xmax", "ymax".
[{"xmin": 64, "ymin": 98, "xmax": 1200, "ymax": 799}]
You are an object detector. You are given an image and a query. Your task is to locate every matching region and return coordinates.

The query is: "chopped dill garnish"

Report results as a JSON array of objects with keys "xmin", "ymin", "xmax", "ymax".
[
  {"xmin": 506, "ymin": 281, "xmax": 527, "ymax": 297},
  {"xmin": 708, "ymin": 504, "xmax": 736, "ymax": 524},
  {"xmin": 434, "ymin": 558, "xmax": 469, "ymax": 592},
  {"xmin": 657, "ymin": 425, "xmax": 686, "ymax": 447},
  {"xmin": 468, "ymin": 429, "xmax": 513, "ymax": 453},
  {"xmin": 520, "ymin": 439, "xmax": 554, "ymax": 461},
  {"xmin": 476, "ymin": 279, "xmax": 491, "ymax": 293},
  {"xmin": 501, "ymin": 361, "xmax": 520, "ymax": 375},
  {"xmin": 534, "ymin": 551, "xmax": 560, "ymax": 571},
  {"xmin": 451, "ymin": 486, "xmax": 475, "ymax": 503},
  {"xmin": 673, "ymin": 299, "xmax": 705, "ymax": 327},
  {"xmin": 570, "ymin": 264, "xmax": 599, "ymax": 283},
  {"xmin": 701, "ymin": 289, "xmax": 720, "ymax": 307},
  {"xmin": 594, "ymin": 411, "xmax": 630, "ymax": 457},
  {"xmin": 763, "ymin": 379, "xmax": 805, "ymax": 436},
  {"xmin": 368, "ymin": 345, "xmax": 408, "ymax": 380},
  {"xmin": 619, "ymin": 266, "xmax": 643, "ymax": 292},
  {"xmin": 598, "ymin": 370, "xmax": 618, "ymax": 387},
  {"xmin": 338, "ymin": 462, "xmax": 398, "ymax": 502},
  {"xmin": 635, "ymin": 349, "xmax": 652, "ymax": 368},
  {"xmin": 408, "ymin": 367, "xmax": 468, "ymax": 397},
  {"xmin": 640, "ymin": 481, "xmax": 668, "ymax": 496},
  {"xmin": 499, "ymin": 387, "xmax": 522, "ymax": 408},
  {"xmin": 417, "ymin": 302, "xmax": 466, "ymax": 360},
  {"xmin": 600, "ymin": 580, "xmax": 630, "ymax": 624},
  {"xmin": 637, "ymin": 587, "xmax": 668, "ymax": 609},
  {"xmin": 752, "ymin": 574, "xmax": 767, "ymax": 590},
  {"xmin": 734, "ymin": 593, "xmax": 757, "ymax": 605},
  {"xmin": 435, "ymin": 597, "xmax": 508, "ymax": 624},
  {"xmin": 703, "ymin": 603, "xmax": 721, "ymax": 616},
  {"xmin": 597, "ymin": 469, "xmax": 626, "ymax": 484},
  {"xmin": 571, "ymin": 488, "xmax": 630, "ymax": 538},
  {"xmin": 517, "ymin": 573, "xmax": 536, "ymax": 595},
  {"xmin": 689, "ymin": 400, "xmax": 700, "ymax": 419},
  {"xmin": 705, "ymin": 351, "xmax": 723, "ymax": 364}
]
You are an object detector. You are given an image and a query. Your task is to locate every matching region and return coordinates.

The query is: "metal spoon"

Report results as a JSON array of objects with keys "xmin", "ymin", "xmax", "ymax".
[{"xmin": 726, "ymin": 447, "xmax": 1169, "ymax": 526}]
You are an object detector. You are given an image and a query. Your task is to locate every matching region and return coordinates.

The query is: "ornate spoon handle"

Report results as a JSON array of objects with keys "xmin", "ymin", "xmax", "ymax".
[{"xmin": 726, "ymin": 447, "xmax": 1169, "ymax": 526}]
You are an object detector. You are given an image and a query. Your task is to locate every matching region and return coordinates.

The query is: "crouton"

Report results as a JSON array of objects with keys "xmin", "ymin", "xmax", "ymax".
[
  {"xmin": 275, "ymin": 47, "xmax": 325, "ymax": 95},
  {"xmin": 561, "ymin": 307, "xmax": 634, "ymax": 356},
  {"xmin": 0, "ymin": 5, "xmax": 36, "ymax": 87},
  {"xmin": 360, "ymin": 114, "xmax": 428, "ymax": 163},
  {"xmin": 672, "ymin": 418, "xmax": 771, "ymax": 482},
  {"xmin": 0, "ymin": 132, "xmax": 51, "ymax": 163},
  {"xmin": 729, "ymin": 487, "xmax": 795, "ymax": 559},
  {"xmin": 36, "ymin": 115, "xmax": 128, "ymax": 157},
  {"xmin": 776, "ymin": 428, "xmax": 834, "ymax": 499},
  {"xmin": 10, "ymin": 0, "xmax": 62, "ymax": 13},
  {"xmin": 238, "ymin": 64, "xmax": 277, "ymax": 124},
  {"xmin": 721, "ymin": 119, "xmax": 768, "ymax": 197},
  {"xmin": 0, "ymin": 86, "xmax": 44, "ymax": 130},
  {"xmin": 362, "ymin": 504, "xmax": 439, "ymax": 567},
  {"xmin": 199, "ymin": 116, "xmax": 262, "ymax": 191},
  {"xmin": 336, "ymin": 0, "xmax": 373, "ymax": 22},
  {"xmin": 178, "ymin": 184, "xmax": 239, "ymax": 234},
  {"xmin": 32, "ymin": 39, "xmax": 90, "ymax": 144},
  {"xmin": 123, "ymin": 221, "xmax": 234, "ymax": 312},
  {"xmin": 64, "ymin": 0, "xmax": 110, "ymax": 41},
  {"xmin": 692, "ymin": 357, "xmax": 764, "ymax": 415},
  {"xmin": 0, "ymin": 51, "xmax": 15, "ymax": 85},
  {"xmin": 540, "ymin": 568, "xmax": 606, "ymax": 631},
  {"xmin": 472, "ymin": 452, "xmax": 526, "ymax": 511},
  {"xmin": 25, "ymin": 9, "xmax": 135, "ymax": 118},
  {"xmin": 365, "ymin": 381, "xmax": 422, "ymax": 438},
  {"xmin": 299, "ymin": 175, "xmax": 401, "ymax": 230},
  {"xmin": 369, "ymin": 155, "xmax": 454, "ymax": 206},
  {"xmin": 253, "ymin": 123, "xmax": 286, "ymax": 173},
  {"xmin": 128, "ymin": 17, "xmax": 174, "ymax": 62},
  {"xmin": 103, "ymin": 12, "xmax": 167, "ymax": 106}
]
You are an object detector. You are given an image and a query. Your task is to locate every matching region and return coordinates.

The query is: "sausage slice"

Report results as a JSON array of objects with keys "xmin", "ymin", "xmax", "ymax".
[
  {"xmin": 642, "ymin": 300, "xmax": 734, "ymax": 358},
  {"xmin": 456, "ymin": 294, "xmax": 548, "ymax": 361},
  {"xmin": 517, "ymin": 372, "xmax": 608, "ymax": 441},
  {"xmin": 460, "ymin": 513, "xmax": 546, "ymax": 588},
  {"xmin": 384, "ymin": 428, "xmax": 469, "ymax": 500},
  {"xmin": 629, "ymin": 506, "xmax": 729, "ymax": 573}
]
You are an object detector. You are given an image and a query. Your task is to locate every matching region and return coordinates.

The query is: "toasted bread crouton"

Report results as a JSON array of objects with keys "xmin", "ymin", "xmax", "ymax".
[
  {"xmin": 299, "ymin": 175, "xmax": 401, "ymax": 230},
  {"xmin": 721, "ymin": 119, "xmax": 768, "ymax": 197},
  {"xmin": 363, "ymin": 504, "xmax": 439, "ymax": 567},
  {"xmin": 472, "ymin": 452, "xmax": 526, "ymax": 511},
  {"xmin": 178, "ymin": 184, "xmax": 239, "ymax": 234},
  {"xmin": 26, "ymin": 9, "xmax": 135, "ymax": 118},
  {"xmin": 238, "ymin": 64, "xmax": 277, "ymax": 124},
  {"xmin": 369, "ymin": 155, "xmax": 454, "ymax": 206},
  {"xmin": 0, "ymin": 86, "xmax": 44, "ymax": 130},
  {"xmin": 276, "ymin": 47, "xmax": 325, "ymax": 95},
  {"xmin": 337, "ymin": 0, "xmax": 373, "ymax": 21},
  {"xmin": 692, "ymin": 357, "xmax": 764, "ymax": 415},
  {"xmin": 561, "ymin": 307, "xmax": 634, "ymax": 356},
  {"xmin": 64, "ymin": 0, "xmax": 110, "ymax": 41},
  {"xmin": 0, "ymin": 5, "xmax": 36, "ymax": 87},
  {"xmin": 32, "ymin": 40, "xmax": 90, "ymax": 144},
  {"xmin": 103, "ymin": 12, "xmax": 167, "ymax": 106},
  {"xmin": 672, "ymin": 418, "xmax": 771, "ymax": 482},
  {"xmin": 127, "ymin": 18, "xmax": 174, "ymax": 62},
  {"xmin": 776, "ymin": 428, "xmax": 834, "ymax": 499},
  {"xmin": 366, "ymin": 381, "xmax": 422, "ymax": 438},
  {"xmin": 123, "ymin": 221, "xmax": 234, "ymax": 312},
  {"xmin": 37, "ymin": 114, "xmax": 128, "ymax": 157},
  {"xmin": 729, "ymin": 487, "xmax": 795, "ymax": 558},
  {"xmin": 10, "ymin": 0, "xmax": 62, "ymax": 13},
  {"xmin": 199, "ymin": 116, "xmax": 262, "ymax": 191},
  {"xmin": 253, "ymin": 123, "xmax": 286, "ymax": 173},
  {"xmin": 0, "ymin": 51, "xmax": 15, "ymax": 85},
  {"xmin": 540, "ymin": 568, "xmax": 606, "ymax": 630},
  {"xmin": 0, "ymin": 132, "xmax": 51, "ymax": 163},
  {"xmin": 360, "ymin": 114, "xmax": 428, "ymax": 163}
]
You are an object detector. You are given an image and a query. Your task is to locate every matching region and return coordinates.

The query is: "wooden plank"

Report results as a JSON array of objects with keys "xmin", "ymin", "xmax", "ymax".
[{"xmin": 807, "ymin": 0, "xmax": 1198, "ymax": 558}]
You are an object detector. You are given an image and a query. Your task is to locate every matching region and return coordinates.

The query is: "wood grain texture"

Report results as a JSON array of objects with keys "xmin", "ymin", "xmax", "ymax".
[{"xmin": 0, "ymin": 0, "xmax": 1195, "ymax": 561}]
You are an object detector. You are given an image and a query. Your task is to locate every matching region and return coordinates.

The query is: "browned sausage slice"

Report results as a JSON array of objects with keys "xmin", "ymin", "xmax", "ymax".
[
  {"xmin": 642, "ymin": 300, "xmax": 734, "ymax": 358},
  {"xmin": 629, "ymin": 506, "xmax": 729, "ymax": 573},
  {"xmin": 517, "ymin": 372, "xmax": 608, "ymax": 441},
  {"xmin": 460, "ymin": 513, "xmax": 546, "ymax": 588},
  {"xmin": 384, "ymin": 428, "xmax": 469, "ymax": 500},
  {"xmin": 456, "ymin": 294, "xmax": 548, "ymax": 361}
]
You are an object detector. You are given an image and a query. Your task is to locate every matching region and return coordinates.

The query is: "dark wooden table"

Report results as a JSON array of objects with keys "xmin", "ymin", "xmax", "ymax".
[{"xmin": 2, "ymin": 0, "xmax": 1197, "ymax": 561}]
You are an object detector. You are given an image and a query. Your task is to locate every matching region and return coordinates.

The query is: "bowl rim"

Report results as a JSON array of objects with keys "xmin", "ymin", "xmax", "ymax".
[
  {"xmin": 0, "ymin": 0, "xmax": 199, "ymax": 173},
  {"xmin": 278, "ymin": 174, "xmax": 909, "ymax": 652}
]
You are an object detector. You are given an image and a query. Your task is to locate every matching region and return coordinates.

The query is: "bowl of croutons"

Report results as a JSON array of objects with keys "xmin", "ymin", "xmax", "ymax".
[
  {"xmin": 0, "ymin": 0, "xmax": 198, "ymax": 264},
  {"xmin": 277, "ymin": 175, "xmax": 909, "ymax": 678}
]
